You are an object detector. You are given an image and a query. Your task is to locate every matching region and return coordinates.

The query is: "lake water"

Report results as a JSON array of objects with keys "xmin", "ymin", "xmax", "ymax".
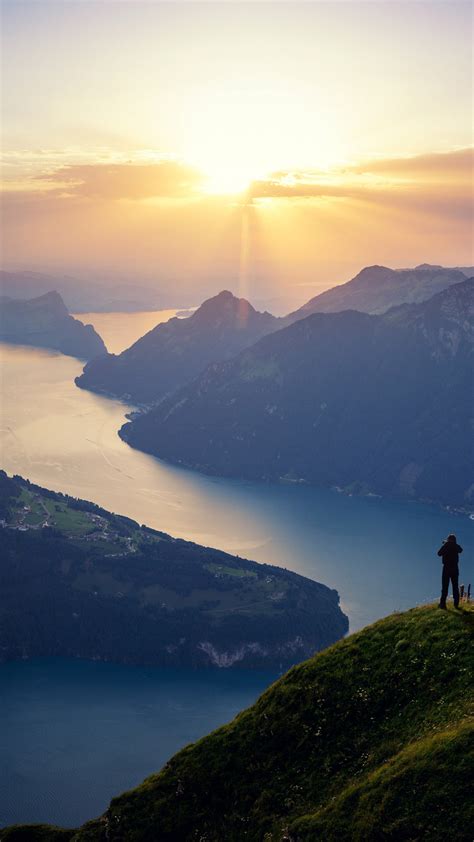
[
  {"xmin": 0, "ymin": 658, "xmax": 274, "ymax": 828},
  {"xmin": 0, "ymin": 311, "xmax": 472, "ymax": 826},
  {"xmin": 73, "ymin": 310, "xmax": 181, "ymax": 355}
]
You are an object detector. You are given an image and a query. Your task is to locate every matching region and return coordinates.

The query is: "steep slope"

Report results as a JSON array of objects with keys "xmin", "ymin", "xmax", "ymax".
[
  {"xmin": 75, "ymin": 291, "xmax": 277, "ymax": 404},
  {"xmin": 120, "ymin": 280, "xmax": 474, "ymax": 507},
  {"xmin": 0, "ymin": 292, "xmax": 106, "ymax": 360},
  {"xmin": 287, "ymin": 264, "xmax": 468, "ymax": 321},
  {"xmin": 0, "ymin": 472, "xmax": 347, "ymax": 670},
  {"xmin": 5, "ymin": 605, "xmax": 473, "ymax": 841}
]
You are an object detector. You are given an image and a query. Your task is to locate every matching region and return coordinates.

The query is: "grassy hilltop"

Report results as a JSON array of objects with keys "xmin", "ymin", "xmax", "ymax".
[{"xmin": 3, "ymin": 604, "xmax": 473, "ymax": 841}]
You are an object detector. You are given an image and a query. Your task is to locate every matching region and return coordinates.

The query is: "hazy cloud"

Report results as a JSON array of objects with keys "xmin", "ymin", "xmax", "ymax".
[
  {"xmin": 246, "ymin": 147, "xmax": 473, "ymax": 221},
  {"xmin": 35, "ymin": 160, "xmax": 203, "ymax": 199},
  {"xmin": 349, "ymin": 147, "xmax": 474, "ymax": 178}
]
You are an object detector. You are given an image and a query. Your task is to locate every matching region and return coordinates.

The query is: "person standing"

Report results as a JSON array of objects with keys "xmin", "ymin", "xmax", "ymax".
[{"xmin": 437, "ymin": 534, "xmax": 463, "ymax": 609}]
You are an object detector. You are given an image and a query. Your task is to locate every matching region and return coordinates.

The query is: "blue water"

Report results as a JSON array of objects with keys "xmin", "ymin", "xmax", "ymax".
[
  {"xmin": 0, "ymin": 658, "xmax": 275, "ymax": 828},
  {"xmin": 2, "ymin": 343, "xmax": 473, "ymax": 633},
  {"xmin": 1, "ymin": 337, "xmax": 473, "ymax": 828}
]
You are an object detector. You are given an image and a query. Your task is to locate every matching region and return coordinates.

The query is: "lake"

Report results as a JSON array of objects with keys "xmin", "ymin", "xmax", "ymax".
[
  {"xmin": 0, "ymin": 311, "xmax": 472, "ymax": 826},
  {"xmin": 0, "ymin": 658, "xmax": 274, "ymax": 828},
  {"xmin": 72, "ymin": 309, "xmax": 182, "ymax": 355}
]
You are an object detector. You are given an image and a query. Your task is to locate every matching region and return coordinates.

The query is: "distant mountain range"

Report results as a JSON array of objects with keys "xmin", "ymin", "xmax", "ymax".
[
  {"xmin": 120, "ymin": 279, "xmax": 474, "ymax": 508},
  {"xmin": 76, "ymin": 290, "xmax": 277, "ymax": 404},
  {"xmin": 0, "ymin": 291, "xmax": 106, "ymax": 360},
  {"xmin": 0, "ymin": 472, "xmax": 347, "ymax": 670},
  {"xmin": 75, "ymin": 263, "xmax": 472, "ymax": 406},
  {"xmin": 286, "ymin": 263, "xmax": 473, "ymax": 320},
  {"xmin": 0, "ymin": 270, "xmax": 166, "ymax": 313},
  {"xmin": 9, "ymin": 605, "xmax": 473, "ymax": 841}
]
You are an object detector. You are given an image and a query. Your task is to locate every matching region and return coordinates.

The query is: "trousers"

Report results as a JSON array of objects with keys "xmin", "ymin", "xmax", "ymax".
[{"xmin": 440, "ymin": 566, "xmax": 459, "ymax": 608}]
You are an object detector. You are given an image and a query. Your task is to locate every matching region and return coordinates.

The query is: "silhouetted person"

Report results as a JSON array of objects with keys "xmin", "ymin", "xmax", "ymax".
[{"xmin": 437, "ymin": 534, "xmax": 462, "ymax": 609}]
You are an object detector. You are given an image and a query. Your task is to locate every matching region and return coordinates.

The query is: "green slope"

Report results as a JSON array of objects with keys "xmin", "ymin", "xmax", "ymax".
[{"xmin": 3, "ymin": 604, "xmax": 472, "ymax": 841}]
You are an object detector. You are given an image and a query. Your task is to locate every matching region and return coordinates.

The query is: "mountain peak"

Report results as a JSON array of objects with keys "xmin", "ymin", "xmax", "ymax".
[
  {"xmin": 350, "ymin": 265, "xmax": 395, "ymax": 284},
  {"xmin": 288, "ymin": 263, "xmax": 469, "ymax": 320},
  {"xmin": 415, "ymin": 263, "xmax": 444, "ymax": 270},
  {"xmin": 31, "ymin": 289, "xmax": 69, "ymax": 314},
  {"xmin": 77, "ymin": 289, "xmax": 277, "ymax": 404},
  {"xmin": 0, "ymin": 291, "xmax": 106, "ymax": 359},
  {"xmin": 191, "ymin": 290, "xmax": 260, "ymax": 327}
]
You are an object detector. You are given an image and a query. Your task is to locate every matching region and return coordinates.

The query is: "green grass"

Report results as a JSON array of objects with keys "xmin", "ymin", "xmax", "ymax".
[
  {"xmin": 292, "ymin": 721, "xmax": 473, "ymax": 841},
  {"xmin": 75, "ymin": 604, "xmax": 474, "ymax": 840},
  {"xmin": 17, "ymin": 489, "xmax": 33, "ymax": 506},
  {"xmin": 13, "ymin": 491, "xmax": 95, "ymax": 536},
  {"xmin": 24, "ymin": 511, "xmax": 45, "ymax": 526},
  {"xmin": 205, "ymin": 562, "xmax": 257, "ymax": 578},
  {"xmin": 43, "ymin": 501, "xmax": 95, "ymax": 536},
  {"xmin": 4, "ymin": 605, "xmax": 473, "ymax": 842},
  {"xmin": 12, "ymin": 490, "xmax": 46, "ymax": 527}
]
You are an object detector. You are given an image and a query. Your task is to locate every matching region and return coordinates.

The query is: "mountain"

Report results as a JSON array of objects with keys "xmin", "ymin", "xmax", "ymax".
[
  {"xmin": 286, "ymin": 264, "xmax": 469, "ymax": 321},
  {"xmin": 75, "ymin": 265, "xmax": 468, "ymax": 405},
  {"xmin": 456, "ymin": 265, "xmax": 474, "ymax": 278},
  {"xmin": 0, "ymin": 291, "xmax": 107, "ymax": 359},
  {"xmin": 0, "ymin": 472, "xmax": 347, "ymax": 670},
  {"xmin": 120, "ymin": 280, "xmax": 474, "ymax": 507},
  {"xmin": 5, "ymin": 604, "xmax": 473, "ymax": 841},
  {"xmin": 0, "ymin": 270, "xmax": 166, "ymax": 313},
  {"xmin": 75, "ymin": 290, "xmax": 278, "ymax": 404}
]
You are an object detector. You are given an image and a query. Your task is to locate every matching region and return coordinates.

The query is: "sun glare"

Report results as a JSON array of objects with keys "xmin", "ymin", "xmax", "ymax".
[
  {"xmin": 201, "ymin": 162, "xmax": 259, "ymax": 195},
  {"xmin": 184, "ymin": 85, "xmax": 324, "ymax": 197}
]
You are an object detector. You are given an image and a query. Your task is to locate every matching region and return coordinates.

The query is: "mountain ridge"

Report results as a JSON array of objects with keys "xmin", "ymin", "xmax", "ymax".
[
  {"xmin": 75, "ymin": 289, "xmax": 278, "ymax": 404},
  {"xmin": 74, "ymin": 264, "xmax": 470, "ymax": 406},
  {"xmin": 119, "ymin": 280, "xmax": 474, "ymax": 508},
  {"xmin": 286, "ymin": 264, "xmax": 470, "ymax": 321}
]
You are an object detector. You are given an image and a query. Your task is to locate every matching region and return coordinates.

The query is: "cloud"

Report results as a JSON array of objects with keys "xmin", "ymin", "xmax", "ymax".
[
  {"xmin": 349, "ymin": 147, "xmax": 474, "ymax": 179},
  {"xmin": 246, "ymin": 147, "xmax": 473, "ymax": 220},
  {"xmin": 34, "ymin": 160, "xmax": 204, "ymax": 199}
]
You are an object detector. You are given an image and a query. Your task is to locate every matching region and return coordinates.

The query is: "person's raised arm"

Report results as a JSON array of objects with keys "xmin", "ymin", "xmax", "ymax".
[
  {"xmin": 457, "ymin": 545, "xmax": 463, "ymax": 554},
  {"xmin": 437, "ymin": 544, "xmax": 446, "ymax": 557}
]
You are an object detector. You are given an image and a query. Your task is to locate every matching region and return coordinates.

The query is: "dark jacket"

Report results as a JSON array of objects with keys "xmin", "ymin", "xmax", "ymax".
[{"xmin": 437, "ymin": 542, "xmax": 463, "ymax": 567}]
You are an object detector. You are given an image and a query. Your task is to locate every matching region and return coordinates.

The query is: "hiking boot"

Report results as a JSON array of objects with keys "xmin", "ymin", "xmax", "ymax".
[{"xmin": 438, "ymin": 603, "xmax": 447, "ymax": 610}]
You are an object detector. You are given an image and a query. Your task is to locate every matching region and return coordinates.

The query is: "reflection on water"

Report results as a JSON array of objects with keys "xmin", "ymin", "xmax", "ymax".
[{"xmin": 0, "ymin": 335, "xmax": 472, "ymax": 632}]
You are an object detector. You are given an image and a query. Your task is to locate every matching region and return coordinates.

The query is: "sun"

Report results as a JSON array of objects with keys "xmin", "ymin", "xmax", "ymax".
[
  {"xmin": 200, "ymin": 162, "xmax": 259, "ymax": 195},
  {"xmin": 184, "ymin": 88, "xmax": 288, "ymax": 197}
]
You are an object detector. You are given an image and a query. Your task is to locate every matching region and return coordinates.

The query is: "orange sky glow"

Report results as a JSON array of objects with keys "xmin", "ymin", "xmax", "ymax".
[{"xmin": 1, "ymin": 1, "xmax": 472, "ymax": 309}]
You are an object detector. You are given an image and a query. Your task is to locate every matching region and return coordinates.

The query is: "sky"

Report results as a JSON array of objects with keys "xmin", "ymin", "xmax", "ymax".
[{"xmin": 1, "ymin": 0, "xmax": 473, "ymax": 309}]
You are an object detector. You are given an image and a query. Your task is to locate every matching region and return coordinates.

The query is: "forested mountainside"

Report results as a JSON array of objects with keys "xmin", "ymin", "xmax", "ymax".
[
  {"xmin": 75, "ymin": 291, "xmax": 277, "ymax": 404},
  {"xmin": 5, "ymin": 605, "xmax": 473, "ymax": 841},
  {"xmin": 120, "ymin": 280, "xmax": 474, "ymax": 508},
  {"xmin": 0, "ymin": 472, "xmax": 347, "ymax": 670},
  {"xmin": 0, "ymin": 292, "xmax": 106, "ymax": 360}
]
